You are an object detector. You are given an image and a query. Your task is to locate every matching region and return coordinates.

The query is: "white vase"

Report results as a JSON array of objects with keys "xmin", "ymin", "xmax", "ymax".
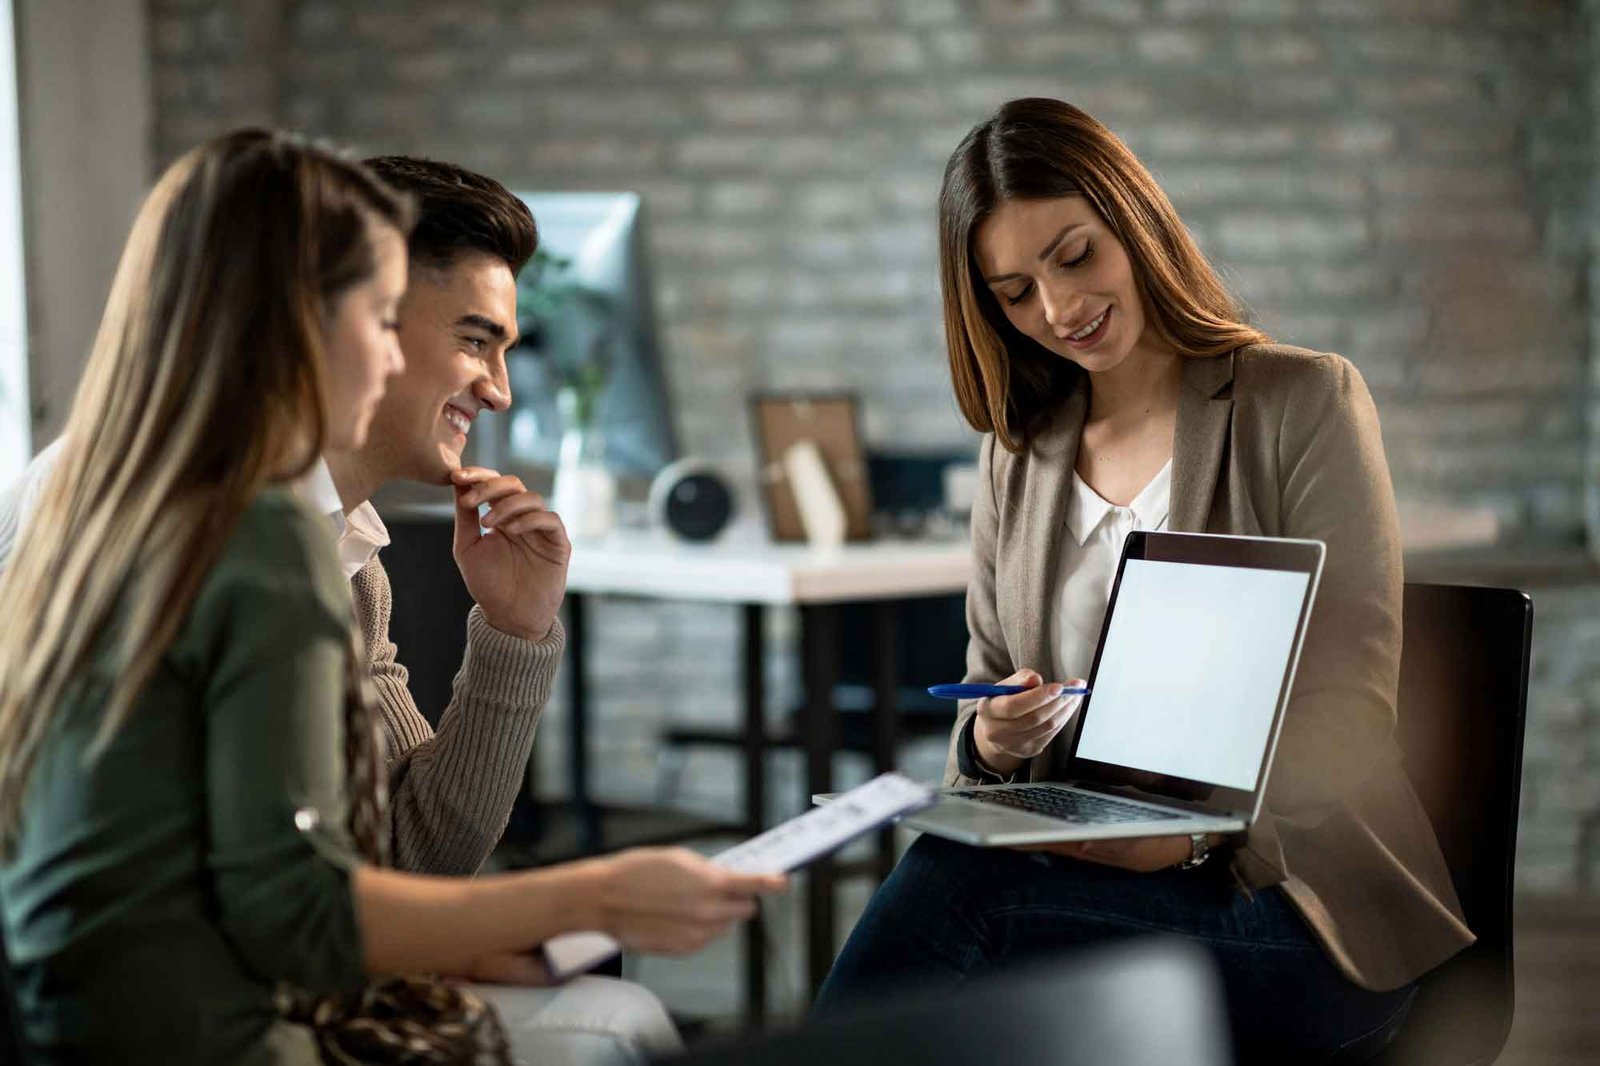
[{"xmin": 550, "ymin": 389, "xmax": 615, "ymax": 540}]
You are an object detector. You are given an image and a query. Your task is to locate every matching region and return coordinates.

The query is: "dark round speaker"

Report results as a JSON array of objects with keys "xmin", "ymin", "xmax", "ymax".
[{"xmin": 649, "ymin": 459, "xmax": 734, "ymax": 542}]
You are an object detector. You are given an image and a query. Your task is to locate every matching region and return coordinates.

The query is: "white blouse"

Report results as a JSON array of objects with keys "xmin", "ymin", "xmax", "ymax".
[{"xmin": 1056, "ymin": 458, "xmax": 1172, "ymax": 682}]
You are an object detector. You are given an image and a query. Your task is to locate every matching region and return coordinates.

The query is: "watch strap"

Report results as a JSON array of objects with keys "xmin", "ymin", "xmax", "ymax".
[{"xmin": 1177, "ymin": 831, "xmax": 1211, "ymax": 870}]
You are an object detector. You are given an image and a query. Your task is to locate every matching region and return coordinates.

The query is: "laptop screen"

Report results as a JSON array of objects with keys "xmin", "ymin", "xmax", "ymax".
[{"xmin": 1072, "ymin": 556, "xmax": 1312, "ymax": 793}]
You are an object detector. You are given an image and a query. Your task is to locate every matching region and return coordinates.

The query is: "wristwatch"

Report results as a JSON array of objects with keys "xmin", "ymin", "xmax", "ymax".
[
  {"xmin": 957, "ymin": 717, "xmax": 1021, "ymax": 785},
  {"xmin": 1177, "ymin": 832, "xmax": 1211, "ymax": 870}
]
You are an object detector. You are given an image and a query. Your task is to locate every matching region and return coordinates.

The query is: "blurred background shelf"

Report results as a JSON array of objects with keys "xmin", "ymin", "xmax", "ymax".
[{"xmin": 487, "ymin": 801, "xmax": 745, "ymax": 870}]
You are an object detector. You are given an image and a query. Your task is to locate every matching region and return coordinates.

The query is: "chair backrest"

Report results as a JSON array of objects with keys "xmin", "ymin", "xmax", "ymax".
[
  {"xmin": 661, "ymin": 939, "xmax": 1232, "ymax": 1066},
  {"xmin": 1381, "ymin": 583, "xmax": 1532, "ymax": 1064},
  {"xmin": 0, "ymin": 918, "xmax": 33, "ymax": 1064}
]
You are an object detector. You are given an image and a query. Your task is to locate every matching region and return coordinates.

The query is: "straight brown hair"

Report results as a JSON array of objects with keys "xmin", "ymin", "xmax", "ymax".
[
  {"xmin": 939, "ymin": 98, "xmax": 1268, "ymax": 453},
  {"xmin": 0, "ymin": 129, "xmax": 412, "ymax": 847}
]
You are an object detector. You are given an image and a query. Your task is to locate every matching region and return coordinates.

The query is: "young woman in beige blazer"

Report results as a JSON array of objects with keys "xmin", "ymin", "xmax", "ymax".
[{"xmin": 815, "ymin": 99, "xmax": 1473, "ymax": 1064}]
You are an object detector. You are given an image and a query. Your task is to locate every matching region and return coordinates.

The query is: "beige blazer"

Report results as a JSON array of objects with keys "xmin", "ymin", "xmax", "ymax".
[{"xmin": 944, "ymin": 343, "xmax": 1474, "ymax": 991}]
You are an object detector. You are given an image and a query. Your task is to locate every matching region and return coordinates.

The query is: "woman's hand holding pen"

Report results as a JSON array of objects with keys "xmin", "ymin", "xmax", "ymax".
[{"xmin": 972, "ymin": 669, "xmax": 1087, "ymax": 777}]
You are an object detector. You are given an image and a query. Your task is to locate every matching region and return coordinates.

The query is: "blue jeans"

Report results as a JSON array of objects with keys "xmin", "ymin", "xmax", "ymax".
[{"xmin": 816, "ymin": 835, "xmax": 1415, "ymax": 1065}]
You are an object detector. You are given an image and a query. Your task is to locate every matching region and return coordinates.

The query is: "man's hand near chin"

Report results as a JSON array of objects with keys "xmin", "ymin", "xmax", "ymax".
[{"xmin": 449, "ymin": 466, "xmax": 571, "ymax": 642}]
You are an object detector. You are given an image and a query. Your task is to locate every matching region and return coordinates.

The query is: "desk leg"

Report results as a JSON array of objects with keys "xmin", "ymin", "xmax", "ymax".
[
  {"xmin": 871, "ymin": 602, "xmax": 899, "ymax": 882},
  {"xmin": 566, "ymin": 592, "xmax": 600, "ymax": 853},
  {"xmin": 802, "ymin": 603, "xmax": 840, "ymax": 1001},
  {"xmin": 741, "ymin": 603, "xmax": 767, "ymax": 1024}
]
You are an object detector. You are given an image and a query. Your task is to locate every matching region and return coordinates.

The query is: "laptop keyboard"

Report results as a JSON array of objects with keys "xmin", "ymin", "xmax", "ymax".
[{"xmin": 950, "ymin": 785, "xmax": 1185, "ymax": 824}]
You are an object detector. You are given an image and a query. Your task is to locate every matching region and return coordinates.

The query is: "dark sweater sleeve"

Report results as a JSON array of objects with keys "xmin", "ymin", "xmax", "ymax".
[
  {"xmin": 352, "ymin": 557, "xmax": 564, "ymax": 876},
  {"xmin": 200, "ymin": 497, "xmax": 367, "ymax": 995}
]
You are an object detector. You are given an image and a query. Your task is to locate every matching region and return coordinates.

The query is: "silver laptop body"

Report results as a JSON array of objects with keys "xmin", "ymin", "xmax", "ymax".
[{"xmin": 902, "ymin": 531, "xmax": 1325, "ymax": 847}]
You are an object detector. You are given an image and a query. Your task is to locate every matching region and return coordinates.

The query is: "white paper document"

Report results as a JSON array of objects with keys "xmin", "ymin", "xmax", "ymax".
[{"xmin": 541, "ymin": 772, "xmax": 933, "ymax": 980}]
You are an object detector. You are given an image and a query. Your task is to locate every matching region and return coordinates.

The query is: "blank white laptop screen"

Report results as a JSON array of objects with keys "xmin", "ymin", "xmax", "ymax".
[{"xmin": 1073, "ymin": 558, "xmax": 1311, "ymax": 791}]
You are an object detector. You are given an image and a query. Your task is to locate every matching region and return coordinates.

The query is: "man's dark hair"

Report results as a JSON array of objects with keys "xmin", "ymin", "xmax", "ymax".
[{"xmin": 363, "ymin": 155, "xmax": 537, "ymax": 277}]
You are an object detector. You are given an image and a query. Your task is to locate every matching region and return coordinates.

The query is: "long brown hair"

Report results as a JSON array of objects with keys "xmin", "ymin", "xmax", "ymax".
[
  {"xmin": 0, "ymin": 129, "xmax": 412, "ymax": 847},
  {"xmin": 939, "ymin": 98, "xmax": 1268, "ymax": 453}
]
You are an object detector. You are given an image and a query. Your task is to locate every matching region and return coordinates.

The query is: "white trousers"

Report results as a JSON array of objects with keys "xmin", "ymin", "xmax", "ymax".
[{"xmin": 472, "ymin": 977, "xmax": 684, "ymax": 1066}]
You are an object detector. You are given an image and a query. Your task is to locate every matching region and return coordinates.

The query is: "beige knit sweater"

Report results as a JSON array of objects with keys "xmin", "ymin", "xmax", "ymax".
[{"xmin": 352, "ymin": 555, "xmax": 563, "ymax": 875}]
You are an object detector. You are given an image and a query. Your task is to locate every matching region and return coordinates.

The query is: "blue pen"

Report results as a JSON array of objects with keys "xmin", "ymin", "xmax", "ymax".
[{"xmin": 927, "ymin": 683, "xmax": 1090, "ymax": 700}]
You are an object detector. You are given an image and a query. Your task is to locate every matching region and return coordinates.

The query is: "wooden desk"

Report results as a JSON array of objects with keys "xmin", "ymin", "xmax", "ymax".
[{"xmin": 564, "ymin": 530, "xmax": 971, "ymax": 1013}]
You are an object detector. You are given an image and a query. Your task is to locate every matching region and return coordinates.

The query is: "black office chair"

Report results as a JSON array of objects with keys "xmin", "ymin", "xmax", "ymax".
[
  {"xmin": 1, "ymin": 920, "xmax": 33, "ymax": 1065},
  {"xmin": 377, "ymin": 514, "xmax": 475, "ymax": 724},
  {"xmin": 656, "ymin": 938, "xmax": 1232, "ymax": 1066},
  {"xmin": 1375, "ymin": 583, "xmax": 1533, "ymax": 1066}
]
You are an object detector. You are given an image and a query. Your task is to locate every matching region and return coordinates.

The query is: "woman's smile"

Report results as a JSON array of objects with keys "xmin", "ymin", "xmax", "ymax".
[{"xmin": 1060, "ymin": 306, "xmax": 1112, "ymax": 349}]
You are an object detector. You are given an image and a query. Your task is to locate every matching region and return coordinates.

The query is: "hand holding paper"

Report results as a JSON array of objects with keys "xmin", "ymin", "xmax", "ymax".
[
  {"xmin": 542, "ymin": 773, "xmax": 934, "ymax": 979},
  {"xmin": 583, "ymin": 848, "xmax": 784, "ymax": 956}
]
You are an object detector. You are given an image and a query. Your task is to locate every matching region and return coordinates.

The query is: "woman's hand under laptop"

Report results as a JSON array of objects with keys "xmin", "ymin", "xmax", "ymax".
[
  {"xmin": 972, "ymin": 669, "xmax": 1086, "ymax": 779},
  {"xmin": 1015, "ymin": 834, "xmax": 1204, "ymax": 871}
]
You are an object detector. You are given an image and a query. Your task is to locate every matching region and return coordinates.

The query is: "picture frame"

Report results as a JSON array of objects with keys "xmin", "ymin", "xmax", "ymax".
[{"xmin": 750, "ymin": 392, "xmax": 873, "ymax": 543}]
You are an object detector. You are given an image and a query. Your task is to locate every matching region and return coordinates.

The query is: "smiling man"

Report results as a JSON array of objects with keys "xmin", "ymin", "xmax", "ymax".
[
  {"xmin": 0, "ymin": 157, "xmax": 570, "ymax": 876},
  {"xmin": 327, "ymin": 155, "xmax": 571, "ymax": 876}
]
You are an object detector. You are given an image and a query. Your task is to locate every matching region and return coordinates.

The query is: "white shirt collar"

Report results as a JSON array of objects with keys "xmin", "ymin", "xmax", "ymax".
[
  {"xmin": 339, "ymin": 499, "xmax": 390, "ymax": 578},
  {"xmin": 297, "ymin": 458, "xmax": 346, "ymax": 533},
  {"xmin": 1066, "ymin": 458, "xmax": 1173, "ymax": 547},
  {"xmin": 295, "ymin": 458, "xmax": 390, "ymax": 579}
]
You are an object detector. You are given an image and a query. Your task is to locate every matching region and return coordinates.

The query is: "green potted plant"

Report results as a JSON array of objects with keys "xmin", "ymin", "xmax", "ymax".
[{"xmin": 515, "ymin": 248, "xmax": 617, "ymax": 538}]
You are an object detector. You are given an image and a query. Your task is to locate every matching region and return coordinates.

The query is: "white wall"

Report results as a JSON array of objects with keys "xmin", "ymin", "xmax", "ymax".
[
  {"xmin": 0, "ymin": 0, "xmax": 27, "ymax": 482},
  {"xmin": 14, "ymin": 0, "xmax": 150, "ymax": 449}
]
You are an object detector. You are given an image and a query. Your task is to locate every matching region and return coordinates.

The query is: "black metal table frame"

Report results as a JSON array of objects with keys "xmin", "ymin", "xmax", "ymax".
[{"xmin": 564, "ymin": 592, "xmax": 909, "ymax": 1021}]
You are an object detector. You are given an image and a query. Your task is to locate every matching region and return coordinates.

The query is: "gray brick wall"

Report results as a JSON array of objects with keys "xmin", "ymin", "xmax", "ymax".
[
  {"xmin": 145, "ymin": 0, "xmax": 1599, "ymax": 892},
  {"xmin": 1518, "ymin": 582, "xmax": 1600, "ymax": 893},
  {"xmin": 1588, "ymin": 0, "xmax": 1600, "ymax": 556},
  {"xmin": 149, "ymin": 0, "xmax": 1594, "ymax": 543}
]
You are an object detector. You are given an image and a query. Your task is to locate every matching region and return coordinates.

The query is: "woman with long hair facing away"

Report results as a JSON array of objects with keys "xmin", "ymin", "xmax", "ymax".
[
  {"xmin": 0, "ymin": 130, "xmax": 782, "ymax": 1066},
  {"xmin": 814, "ymin": 99, "xmax": 1472, "ymax": 1064}
]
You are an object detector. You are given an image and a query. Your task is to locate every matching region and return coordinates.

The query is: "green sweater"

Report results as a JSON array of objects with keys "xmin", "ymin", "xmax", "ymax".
[{"xmin": 1, "ymin": 488, "xmax": 367, "ymax": 1064}]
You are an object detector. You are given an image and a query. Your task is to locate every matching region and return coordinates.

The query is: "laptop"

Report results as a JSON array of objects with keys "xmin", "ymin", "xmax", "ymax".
[{"xmin": 901, "ymin": 530, "xmax": 1324, "ymax": 846}]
